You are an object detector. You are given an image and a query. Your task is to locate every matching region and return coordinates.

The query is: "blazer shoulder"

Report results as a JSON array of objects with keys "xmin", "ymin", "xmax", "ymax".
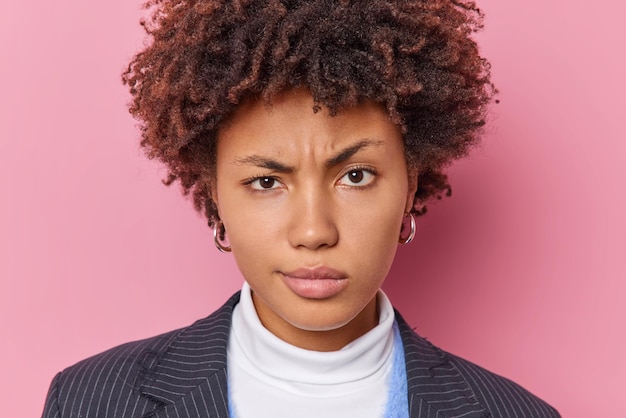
[
  {"xmin": 42, "ymin": 326, "xmax": 184, "ymax": 417},
  {"xmin": 395, "ymin": 310, "xmax": 560, "ymax": 418},
  {"xmin": 43, "ymin": 292, "xmax": 240, "ymax": 418},
  {"xmin": 53, "ymin": 291, "xmax": 240, "ymax": 383},
  {"xmin": 61, "ymin": 326, "xmax": 180, "ymax": 380},
  {"xmin": 446, "ymin": 353, "xmax": 561, "ymax": 418}
]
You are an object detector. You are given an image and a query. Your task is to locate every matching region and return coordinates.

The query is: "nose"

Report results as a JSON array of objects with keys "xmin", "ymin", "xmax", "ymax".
[{"xmin": 287, "ymin": 188, "xmax": 339, "ymax": 250}]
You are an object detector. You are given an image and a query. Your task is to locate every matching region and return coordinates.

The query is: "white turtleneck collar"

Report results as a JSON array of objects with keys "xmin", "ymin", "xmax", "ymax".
[{"xmin": 227, "ymin": 281, "xmax": 396, "ymax": 417}]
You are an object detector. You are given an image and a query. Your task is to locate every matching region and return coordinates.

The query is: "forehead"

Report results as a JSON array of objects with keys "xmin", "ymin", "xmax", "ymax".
[{"xmin": 217, "ymin": 89, "xmax": 402, "ymax": 158}]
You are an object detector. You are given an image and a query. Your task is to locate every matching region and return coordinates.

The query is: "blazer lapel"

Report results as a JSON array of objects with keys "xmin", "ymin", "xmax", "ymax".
[
  {"xmin": 397, "ymin": 312, "xmax": 489, "ymax": 418},
  {"xmin": 138, "ymin": 292, "xmax": 241, "ymax": 418},
  {"xmin": 149, "ymin": 370, "xmax": 229, "ymax": 418}
]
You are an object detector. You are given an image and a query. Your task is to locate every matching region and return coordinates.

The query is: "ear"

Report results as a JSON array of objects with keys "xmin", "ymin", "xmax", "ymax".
[{"xmin": 405, "ymin": 168, "xmax": 418, "ymax": 213}]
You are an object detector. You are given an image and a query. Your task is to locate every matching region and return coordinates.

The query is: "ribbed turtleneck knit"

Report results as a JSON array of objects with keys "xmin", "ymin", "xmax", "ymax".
[{"xmin": 227, "ymin": 282, "xmax": 396, "ymax": 418}]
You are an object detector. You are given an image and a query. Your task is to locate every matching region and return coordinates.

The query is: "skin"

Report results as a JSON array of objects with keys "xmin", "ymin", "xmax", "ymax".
[{"xmin": 214, "ymin": 89, "xmax": 417, "ymax": 351}]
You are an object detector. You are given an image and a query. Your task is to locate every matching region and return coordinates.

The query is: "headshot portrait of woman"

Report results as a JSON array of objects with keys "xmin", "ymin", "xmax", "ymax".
[
  {"xmin": 1, "ymin": 0, "xmax": 624, "ymax": 417},
  {"xmin": 39, "ymin": 0, "xmax": 561, "ymax": 416}
]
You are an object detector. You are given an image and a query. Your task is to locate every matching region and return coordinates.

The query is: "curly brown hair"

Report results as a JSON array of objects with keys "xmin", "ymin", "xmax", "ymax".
[{"xmin": 123, "ymin": 0, "xmax": 495, "ymax": 226}]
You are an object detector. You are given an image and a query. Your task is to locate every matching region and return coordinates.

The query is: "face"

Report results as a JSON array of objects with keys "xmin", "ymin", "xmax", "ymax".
[{"xmin": 214, "ymin": 89, "xmax": 417, "ymax": 350}]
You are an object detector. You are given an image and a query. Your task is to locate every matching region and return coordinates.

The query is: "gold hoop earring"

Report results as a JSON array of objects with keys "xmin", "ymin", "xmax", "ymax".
[
  {"xmin": 213, "ymin": 220, "xmax": 232, "ymax": 253},
  {"xmin": 399, "ymin": 212, "xmax": 416, "ymax": 245}
]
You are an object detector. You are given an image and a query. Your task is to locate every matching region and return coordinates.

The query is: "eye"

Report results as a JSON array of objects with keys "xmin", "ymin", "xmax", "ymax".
[
  {"xmin": 248, "ymin": 176, "xmax": 280, "ymax": 190},
  {"xmin": 338, "ymin": 168, "xmax": 376, "ymax": 187}
]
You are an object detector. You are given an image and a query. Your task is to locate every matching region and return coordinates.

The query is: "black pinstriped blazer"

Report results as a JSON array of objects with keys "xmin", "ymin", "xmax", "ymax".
[{"xmin": 42, "ymin": 292, "xmax": 559, "ymax": 417}]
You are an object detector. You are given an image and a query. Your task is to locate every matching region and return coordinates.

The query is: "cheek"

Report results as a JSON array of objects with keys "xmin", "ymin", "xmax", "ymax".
[
  {"xmin": 339, "ymin": 195, "xmax": 404, "ymax": 272},
  {"xmin": 220, "ymin": 198, "xmax": 284, "ymax": 278},
  {"xmin": 223, "ymin": 197, "xmax": 282, "ymax": 238}
]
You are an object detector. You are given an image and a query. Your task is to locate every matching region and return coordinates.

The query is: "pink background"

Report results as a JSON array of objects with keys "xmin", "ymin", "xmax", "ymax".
[{"xmin": 1, "ymin": 1, "xmax": 624, "ymax": 416}]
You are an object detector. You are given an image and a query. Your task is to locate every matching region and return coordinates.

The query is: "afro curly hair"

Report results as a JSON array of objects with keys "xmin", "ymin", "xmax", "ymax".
[{"xmin": 122, "ymin": 0, "xmax": 495, "ymax": 227}]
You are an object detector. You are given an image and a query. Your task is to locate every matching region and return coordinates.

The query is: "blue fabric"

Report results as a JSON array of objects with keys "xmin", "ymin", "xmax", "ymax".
[
  {"xmin": 383, "ymin": 321, "xmax": 409, "ymax": 417},
  {"xmin": 228, "ymin": 321, "xmax": 408, "ymax": 418},
  {"xmin": 227, "ymin": 375, "xmax": 237, "ymax": 418}
]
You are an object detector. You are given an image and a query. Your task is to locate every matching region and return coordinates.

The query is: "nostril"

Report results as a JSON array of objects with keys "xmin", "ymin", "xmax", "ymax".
[{"xmin": 288, "ymin": 218, "xmax": 339, "ymax": 250}]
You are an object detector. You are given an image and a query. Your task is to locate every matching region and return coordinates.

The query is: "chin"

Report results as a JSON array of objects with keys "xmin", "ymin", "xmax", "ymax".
[{"xmin": 282, "ymin": 311, "xmax": 358, "ymax": 332}]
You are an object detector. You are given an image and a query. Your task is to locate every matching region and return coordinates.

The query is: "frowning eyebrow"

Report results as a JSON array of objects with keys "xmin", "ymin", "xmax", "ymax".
[
  {"xmin": 233, "ymin": 138, "xmax": 384, "ymax": 172},
  {"xmin": 324, "ymin": 139, "xmax": 384, "ymax": 168},
  {"xmin": 233, "ymin": 155, "xmax": 294, "ymax": 172}
]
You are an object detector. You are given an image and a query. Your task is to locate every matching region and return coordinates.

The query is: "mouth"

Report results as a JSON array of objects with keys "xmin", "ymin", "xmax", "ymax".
[{"xmin": 280, "ymin": 266, "xmax": 348, "ymax": 299}]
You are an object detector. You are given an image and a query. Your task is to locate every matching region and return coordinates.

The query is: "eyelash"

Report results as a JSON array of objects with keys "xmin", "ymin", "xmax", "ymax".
[
  {"xmin": 242, "ymin": 175, "xmax": 282, "ymax": 191},
  {"xmin": 242, "ymin": 165, "xmax": 378, "ymax": 192},
  {"xmin": 337, "ymin": 165, "xmax": 378, "ymax": 188}
]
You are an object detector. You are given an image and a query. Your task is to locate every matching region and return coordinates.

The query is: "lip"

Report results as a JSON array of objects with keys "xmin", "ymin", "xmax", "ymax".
[{"xmin": 280, "ymin": 267, "xmax": 348, "ymax": 299}]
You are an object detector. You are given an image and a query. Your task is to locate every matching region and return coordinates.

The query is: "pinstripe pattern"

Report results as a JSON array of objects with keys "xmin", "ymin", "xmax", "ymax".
[
  {"xmin": 43, "ymin": 293, "xmax": 559, "ymax": 417},
  {"xmin": 397, "ymin": 312, "xmax": 560, "ymax": 418}
]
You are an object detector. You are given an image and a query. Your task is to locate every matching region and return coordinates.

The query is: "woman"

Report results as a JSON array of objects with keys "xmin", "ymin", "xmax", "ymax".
[{"xmin": 43, "ymin": 0, "xmax": 559, "ymax": 417}]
